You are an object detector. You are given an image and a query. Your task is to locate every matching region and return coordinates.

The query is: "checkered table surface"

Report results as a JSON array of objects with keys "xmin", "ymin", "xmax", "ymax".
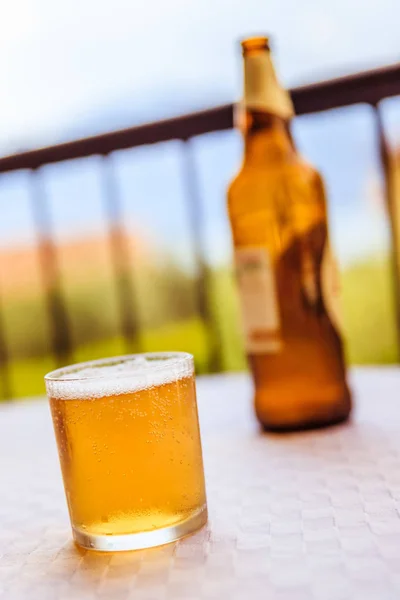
[{"xmin": 2, "ymin": 369, "xmax": 400, "ymax": 599}]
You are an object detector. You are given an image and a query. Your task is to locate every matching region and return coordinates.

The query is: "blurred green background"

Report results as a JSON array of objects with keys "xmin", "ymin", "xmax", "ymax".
[
  {"xmin": 1, "ymin": 0, "xmax": 400, "ymax": 400},
  {"xmin": 1, "ymin": 251, "xmax": 397, "ymax": 399}
]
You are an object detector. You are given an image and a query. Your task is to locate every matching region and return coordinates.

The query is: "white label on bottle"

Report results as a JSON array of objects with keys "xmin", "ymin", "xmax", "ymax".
[
  {"xmin": 235, "ymin": 247, "xmax": 281, "ymax": 354},
  {"xmin": 243, "ymin": 53, "xmax": 294, "ymax": 119},
  {"xmin": 321, "ymin": 243, "xmax": 342, "ymax": 333}
]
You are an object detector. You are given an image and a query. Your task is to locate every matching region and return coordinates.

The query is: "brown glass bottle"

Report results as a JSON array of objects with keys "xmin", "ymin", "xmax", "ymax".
[{"xmin": 228, "ymin": 37, "xmax": 351, "ymax": 431}]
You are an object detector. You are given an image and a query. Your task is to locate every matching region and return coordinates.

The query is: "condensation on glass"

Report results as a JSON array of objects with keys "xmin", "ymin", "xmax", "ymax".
[{"xmin": 45, "ymin": 352, "xmax": 207, "ymax": 551}]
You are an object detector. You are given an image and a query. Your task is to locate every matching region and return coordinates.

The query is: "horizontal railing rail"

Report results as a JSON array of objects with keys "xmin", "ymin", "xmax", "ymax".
[
  {"xmin": 0, "ymin": 62, "xmax": 399, "ymax": 399},
  {"xmin": 1, "ymin": 63, "xmax": 399, "ymax": 173}
]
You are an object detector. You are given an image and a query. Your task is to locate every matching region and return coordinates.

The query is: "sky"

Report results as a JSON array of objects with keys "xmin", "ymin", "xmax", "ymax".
[
  {"xmin": 0, "ymin": 0, "xmax": 400, "ymax": 269},
  {"xmin": 1, "ymin": 0, "xmax": 400, "ymax": 151}
]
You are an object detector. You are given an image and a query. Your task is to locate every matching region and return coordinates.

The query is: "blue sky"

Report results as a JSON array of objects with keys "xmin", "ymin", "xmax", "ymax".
[
  {"xmin": 1, "ymin": 0, "xmax": 399, "ymax": 150},
  {"xmin": 0, "ymin": 0, "xmax": 400, "ymax": 269}
]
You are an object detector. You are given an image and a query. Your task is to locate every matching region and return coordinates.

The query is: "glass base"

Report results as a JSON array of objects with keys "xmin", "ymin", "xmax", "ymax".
[{"xmin": 72, "ymin": 505, "xmax": 208, "ymax": 552}]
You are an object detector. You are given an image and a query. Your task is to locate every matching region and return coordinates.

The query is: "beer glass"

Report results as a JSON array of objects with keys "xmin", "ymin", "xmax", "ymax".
[{"xmin": 45, "ymin": 352, "xmax": 207, "ymax": 551}]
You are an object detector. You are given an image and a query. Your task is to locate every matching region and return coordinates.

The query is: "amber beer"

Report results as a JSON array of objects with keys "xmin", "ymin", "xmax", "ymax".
[
  {"xmin": 228, "ymin": 37, "xmax": 351, "ymax": 430},
  {"xmin": 45, "ymin": 353, "xmax": 207, "ymax": 551}
]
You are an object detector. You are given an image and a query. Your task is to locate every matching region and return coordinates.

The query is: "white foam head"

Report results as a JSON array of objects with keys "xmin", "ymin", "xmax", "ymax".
[{"xmin": 45, "ymin": 353, "xmax": 194, "ymax": 400}]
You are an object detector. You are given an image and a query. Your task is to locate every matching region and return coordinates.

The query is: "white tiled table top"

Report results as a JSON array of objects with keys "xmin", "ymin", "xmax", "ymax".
[{"xmin": 1, "ymin": 368, "xmax": 400, "ymax": 599}]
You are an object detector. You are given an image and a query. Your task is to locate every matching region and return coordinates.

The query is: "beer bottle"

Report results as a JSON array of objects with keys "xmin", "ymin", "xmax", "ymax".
[{"xmin": 227, "ymin": 37, "xmax": 351, "ymax": 430}]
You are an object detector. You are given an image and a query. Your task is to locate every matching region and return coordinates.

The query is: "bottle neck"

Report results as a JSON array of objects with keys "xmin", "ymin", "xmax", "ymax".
[
  {"xmin": 242, "ymin": 48, "xmax": 294, "ymax": 120},
  {"xmin": 243, "ymin": 110, "xmax": 295, "ymax": 164}
]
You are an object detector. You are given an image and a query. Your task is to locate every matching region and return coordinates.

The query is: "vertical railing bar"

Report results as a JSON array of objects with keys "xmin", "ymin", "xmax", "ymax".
[
  {"xmin": 0, "ymin": 291, "xmax": 12, "ymax": 400},
  {"xmin": 29, "ymin": 168, "xmax": 73, "ymax": 366},
  {"xmin": 100, "ymin": 154, "xmax": 141, "ymax": 354},
  {"xmin": 181, "ymin": 138, "xmax": 222, "ymax": 373},
  {"xmin": 372, "ymin": 103, "xmax": 400, "ymax": 360}
]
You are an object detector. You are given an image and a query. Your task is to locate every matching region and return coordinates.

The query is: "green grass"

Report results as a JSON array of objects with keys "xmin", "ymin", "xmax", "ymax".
[
  {"xmin": 3, "ymin": 255, "xmax": 398, "ymax": 399},
  {"xmin": 74, "ymin": 318, "xmax": 211, "ymax": 371},
  {"xmin": 7, "ymin": 318, "xmax": 214, "ymax": 399},
  {"xmin": 6, "ymin": 355, "xmax": 57, "ymax": 399},
  {"xmin": 341, "ymin": 255, "xmax": 398, "ymax": 364}
]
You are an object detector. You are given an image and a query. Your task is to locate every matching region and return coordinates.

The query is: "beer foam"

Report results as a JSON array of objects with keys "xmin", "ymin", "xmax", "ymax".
[{"xmin": 45, "ymin": 353, "xmax": 193, "ymax": 400}]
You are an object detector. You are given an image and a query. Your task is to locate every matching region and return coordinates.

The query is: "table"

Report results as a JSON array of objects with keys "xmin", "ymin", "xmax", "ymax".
[{"xmin": 1, "ymin": 368, "xmax": 400, "ymax": 600}]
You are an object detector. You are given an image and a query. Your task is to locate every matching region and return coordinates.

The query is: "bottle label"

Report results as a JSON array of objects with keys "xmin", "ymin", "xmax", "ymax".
[
  {"xmin": 243, "ymin": 53, "xmax": 294, "ymax": 120},
  {"xmin": 235, "ymin": 247, "xmax": 281, "ymax": 353},
  {"xmin": 321, "ymin": 243, "xmax": 342, "ymax": 333}
]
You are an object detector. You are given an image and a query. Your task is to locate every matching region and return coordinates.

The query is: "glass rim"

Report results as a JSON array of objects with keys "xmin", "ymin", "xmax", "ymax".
[{"xmin": 44, "ymin": 352, "xmax": 194, "ymax": 383}]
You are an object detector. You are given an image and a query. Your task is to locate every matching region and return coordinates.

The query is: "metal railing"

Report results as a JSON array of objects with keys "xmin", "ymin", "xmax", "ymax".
[{"xmin": 0, "ymin": 63, "xmax": 400, "ymax": 399}]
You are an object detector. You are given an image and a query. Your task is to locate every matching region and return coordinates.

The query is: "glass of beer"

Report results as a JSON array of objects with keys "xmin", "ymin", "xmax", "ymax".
[{"xmin": 45, "ymin": 352, "xmax": 207, "ymax": 552}]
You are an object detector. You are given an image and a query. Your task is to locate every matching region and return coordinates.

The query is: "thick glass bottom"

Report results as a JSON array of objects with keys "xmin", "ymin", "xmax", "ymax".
[
  {"xmin": 260, "ymin": 408, "xmax": 351, "ymax": 433},
  {"xmin": 255, "ymin": 383, "xmax": 352, "ymax": 432},
  {"xmin": 72, "ymin": 505, "xmax": 208, "ymax": 552}
]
